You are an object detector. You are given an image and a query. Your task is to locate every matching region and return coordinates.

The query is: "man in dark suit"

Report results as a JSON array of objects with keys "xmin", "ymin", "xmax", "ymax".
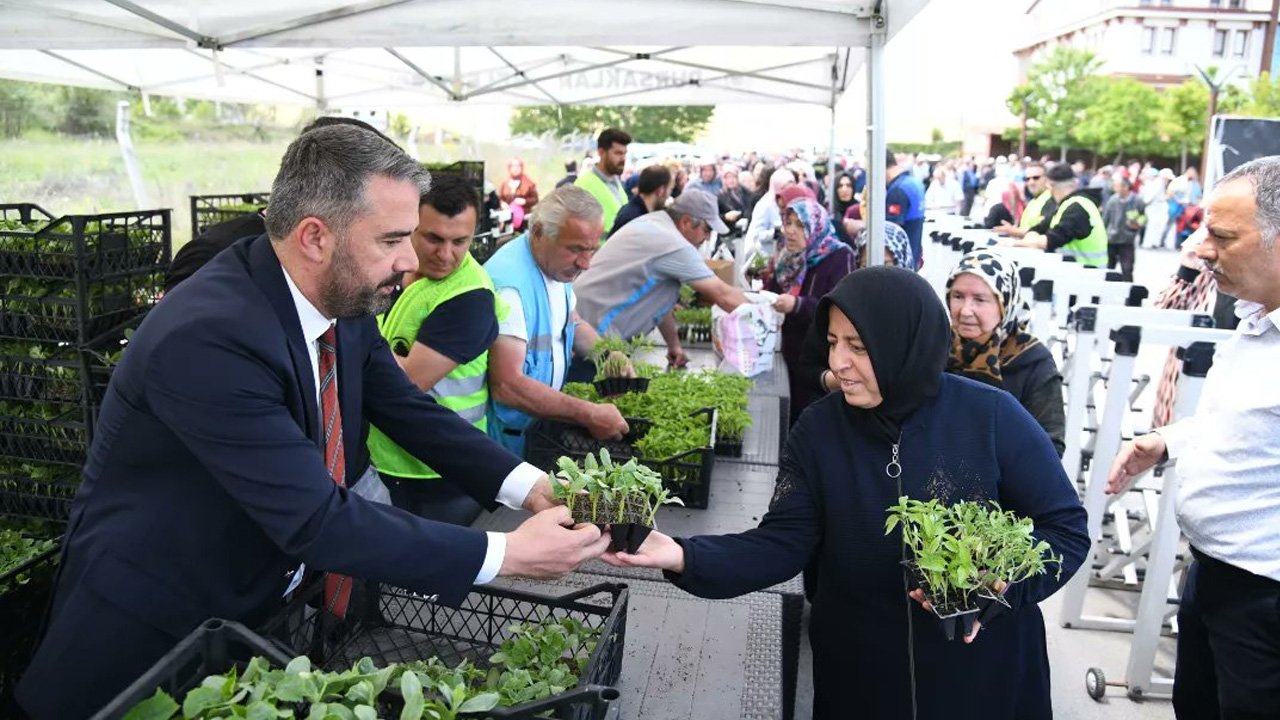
[{"xmin": 17, "ymin": 124, "xmax": 608, "ymax": 719}]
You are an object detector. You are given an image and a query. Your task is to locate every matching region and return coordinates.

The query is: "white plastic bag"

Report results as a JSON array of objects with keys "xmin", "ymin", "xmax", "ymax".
[{"xmin": 711, "ymin": 293, "xmax": 782, "ymax": 377}]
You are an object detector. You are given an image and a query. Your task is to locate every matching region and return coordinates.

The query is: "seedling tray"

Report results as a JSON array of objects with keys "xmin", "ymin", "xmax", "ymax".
[
  {"xmin": 713, "ymin": 438, "xmax": 744, "ymax": 458},
  {"xmin": 189, "ymin": 193, "xmax": 269, "ymax": 240},
  {"xmin": 260, "ymin": 580, "xmax": 627, "ymax": 720},
  {"xmin": 676, "ymin": 324, "xmax": 713, "ymax": 345},
  {"xmin": 524, "ymin": 409, "xmax": 716, "ymax": 509},
  {"xmin": 593, "ymin": 377, "xmax": 649, "ymax": 398},
  {"xmin": 0, "ymin": 530, "xmax": 61, "ymax": 712}
]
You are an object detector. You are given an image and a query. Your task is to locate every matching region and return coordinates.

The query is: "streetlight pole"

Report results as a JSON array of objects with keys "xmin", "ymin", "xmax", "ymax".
[{"xmin": 1194, "ymin": 64, "xmax": 1242, "ymax": 183}]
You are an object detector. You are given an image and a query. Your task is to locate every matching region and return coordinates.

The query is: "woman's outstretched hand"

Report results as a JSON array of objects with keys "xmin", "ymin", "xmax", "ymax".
[{"xmin": 601, "ymin": 530, "xmax": 685, "ymax": 574}]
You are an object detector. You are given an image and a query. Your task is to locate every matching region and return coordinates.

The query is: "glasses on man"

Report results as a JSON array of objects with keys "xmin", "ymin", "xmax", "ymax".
[{"xmin": 1026, "ymin": 174, "xmax": 1044, "ymax": 181}]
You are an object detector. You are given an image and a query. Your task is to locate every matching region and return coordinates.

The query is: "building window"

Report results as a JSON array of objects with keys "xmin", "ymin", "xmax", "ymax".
[
  {"xmin": 1235, "ymin": 29, "xmax": 1249, "ymax": 57},
  {"xmin": 1214, "ymin": 29, "xmax": 1228, "ymax": 56},
  {"xmin": 1139, "ymin": 0, "xmax": 1152, "ymax": 6},
  {"xmin": 1141, "ymin": 27, "xmax": 1157, "ymax": 54},
  {"xmin": 1160, "ymin": 0, "xmax": 1172, "ymax": 6},
  {"xmin": 1209, "ymin": 0, "xmax": 1221, "ymax": 7},
  {"xmin": 1161, "ymin": 27, "xmax": 1177, "ymax": 54},
  {"xmin": 1229, "ymin": 0, "xmax": 1243, "ymax": 8}
]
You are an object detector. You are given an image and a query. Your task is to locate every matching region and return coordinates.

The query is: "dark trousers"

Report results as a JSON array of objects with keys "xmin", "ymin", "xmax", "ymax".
[
  {"xmin": 1174, "ymin": 549, "xmax": 1280, "ymax": 719},
  {"xmin": 381, "ymin": 472, "xmax": 483, "ymax": 526},
  {"xmin": 1108, "ymin": 243, "xmax": 1135, "ymax": 282}
]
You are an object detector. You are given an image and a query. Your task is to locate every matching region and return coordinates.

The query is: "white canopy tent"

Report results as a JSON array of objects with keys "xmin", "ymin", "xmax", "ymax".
[{"xmin": 0, "ymin": 0, "xmax": 934, "ymax": 263}]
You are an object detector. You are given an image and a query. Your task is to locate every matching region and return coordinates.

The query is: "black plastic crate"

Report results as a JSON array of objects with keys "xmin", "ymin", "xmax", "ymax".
[
  {"xmin": 260, "ymin": 580, "xmax": 627, "ymax": 720},
  {"xmin": 0, "ymin": 272, "xmax": 161, "ymax": 345},
  {"xmin": 0, "ymin": 350, "xmax": 82, "ymax": 407},
  {"xmin": 0, "ymin": 204, "xmax": 171, "ymax": 281},
  {"xmin": 189, "ymin": 193, "xmax": 269, "ymax": 241},
  {"xmin": 0, "ymin": 411, "xmax": 88, "ymax": 467},
  {"xmin": 0, "ymin": 471, "xmax": 78, "ymax": 523},
  {"xmin": 92, "ymin": 619, "xmax": 294, "ymax": 720},
  {"xmin": 714, "ymin": 438, "xmax": 744, "ymax": 458},
  {"xmin": 0, "ymin": 529, "xmax": 60, "ymax": 713},
  {"xmin": 523, "ymin": 409, "xmax": 716, "ymax": 509}
]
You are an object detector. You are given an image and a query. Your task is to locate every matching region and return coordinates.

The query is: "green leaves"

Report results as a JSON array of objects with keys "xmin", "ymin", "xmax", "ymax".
[
  {"xmin": 0, "ymin": 529, "xmax": 56, "ymax": 595},
  {"xmin": 555, "ymin": 450, "xmax": 673, "ymax": 526},
  {"xmin": 122, "ymin": 689, "xmax": 179, "ymax": 720},
  {"xmin": 886, "ymin": 497, "xmax": 1063, "ymax": 611}
]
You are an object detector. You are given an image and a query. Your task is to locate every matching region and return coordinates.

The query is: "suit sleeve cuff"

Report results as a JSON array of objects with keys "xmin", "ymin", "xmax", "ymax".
[
  {"xmin": 474, "ymin": 531, "xmax": 506, "ymax": 585},
  {"xmin": 496, "ymin": 462, "xmax": 542, "ymax": 510}
]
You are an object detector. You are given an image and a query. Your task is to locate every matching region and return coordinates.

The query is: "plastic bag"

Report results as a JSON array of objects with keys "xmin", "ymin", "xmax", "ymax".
[{"xmin": 712, "ymin": 293, "xmax": 782, "ymax": 377}]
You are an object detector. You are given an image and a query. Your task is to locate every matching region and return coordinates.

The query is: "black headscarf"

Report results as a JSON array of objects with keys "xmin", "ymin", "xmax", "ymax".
[
  {"xmin": 831, "ymin": 172, "xmax": 859, "ymax": 245},
  {"xmin": 810, "ymin": 266, "xmax": 952, "ymax": 444}
]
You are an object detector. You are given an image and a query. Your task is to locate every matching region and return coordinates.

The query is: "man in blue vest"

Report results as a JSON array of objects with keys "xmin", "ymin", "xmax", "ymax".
[
  {"xmin": 484, "ymin": 185, "xmax": 629, "ymax": 456},
  {"xmin": 885, "ymin": 149, "xmax": 926, "ymax": 269}
]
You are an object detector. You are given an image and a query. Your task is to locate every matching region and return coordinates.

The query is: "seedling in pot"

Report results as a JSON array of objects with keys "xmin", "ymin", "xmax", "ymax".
[
  {"xmin": 590, "ymin": 336, "xmax": 657, "ymax": 397},
  {"xmin": 885, "ymin": 496, "xmax": 1062, "ymax": 641},
  {"xmin": 552, "ymin": 449, "xmax": 683, "ymax": 553}
]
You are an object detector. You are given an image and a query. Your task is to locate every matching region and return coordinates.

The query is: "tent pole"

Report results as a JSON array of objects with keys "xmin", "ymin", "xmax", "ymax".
[
  {"xmin": 114, "ymin": 101, "xmax": 151, "ymax": 209},
  {"xmin": 827, "ymin": 51, "xmax": 838, "ymax": 215},
  {"xmin": 315, "ymin": 58, "xmax": 326, "ymax": 111},
  {"xmin": 866, "ymin": 13, "xmax": 887, "ymax": 268}
]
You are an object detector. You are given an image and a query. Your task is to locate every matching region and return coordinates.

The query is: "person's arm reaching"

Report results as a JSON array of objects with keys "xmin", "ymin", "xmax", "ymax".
[
  {"xmin": 603, "ymin": 437, "xmax": 823, "ymax": 598},
  {"xmin": 488, "ymin": 334, "xmax": 627, "ymax": 440},
  {"xmin": 689, "ymin": 276, "xmax": 749, "ymax": 314},
  {"xmin": 657, "ymin": 312, "xmax": 688, "ymax": 368}
]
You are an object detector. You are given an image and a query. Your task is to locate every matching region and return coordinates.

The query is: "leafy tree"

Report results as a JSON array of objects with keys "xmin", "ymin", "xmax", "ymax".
[
  {"xmin": 1241, "ymin": 71, "xmax": 1280, "ymax": 117},
  {"xmin": 510, "ymin": 105, "xmax": 713, "ymax": 143},
  {"xmin": 59, "ymin": 86, "xmax": 118, "ymax": 136},
  {"xmin": 1159, "ymin": 78, "xmax": 1210, "ymax": 159},
  {"xmin": 1075, "ymin": 77, "xmax": 1163, "ymax": 161},
  {"xmin": 1007, "ymin": 46, "xmax": 1103, "ymax": 160}
]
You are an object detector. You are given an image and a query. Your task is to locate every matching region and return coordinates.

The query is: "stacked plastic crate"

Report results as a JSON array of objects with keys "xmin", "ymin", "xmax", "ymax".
[{"xmin": 0, "ymin": 203, "xmax": 171, "ymax": 518}]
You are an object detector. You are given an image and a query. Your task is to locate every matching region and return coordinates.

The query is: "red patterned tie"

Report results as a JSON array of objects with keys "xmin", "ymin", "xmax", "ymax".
[{"xmin": 318, "ymin": 325, "xmax": 352, "ymax": 618}]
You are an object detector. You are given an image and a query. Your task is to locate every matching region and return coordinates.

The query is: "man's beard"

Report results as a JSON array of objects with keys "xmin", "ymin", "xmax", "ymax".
[{"xmin": 319, "ymin": 238, "xmax": 402, "ymax": 319}]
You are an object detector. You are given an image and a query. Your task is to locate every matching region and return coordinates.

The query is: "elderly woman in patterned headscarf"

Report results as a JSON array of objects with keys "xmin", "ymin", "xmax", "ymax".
[
  {"xmin": 945, "ymin": 250, "xmax": 1065, "ymax": 456},
  {"xmin": 767, "ymin": 197, "xmax": 856, "ymax": 424}
]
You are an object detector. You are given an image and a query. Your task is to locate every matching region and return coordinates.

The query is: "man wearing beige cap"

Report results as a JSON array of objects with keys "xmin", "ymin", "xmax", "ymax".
[{"xmin": 575, "ymin": 188, "xmax": 749, "ymax": 366}]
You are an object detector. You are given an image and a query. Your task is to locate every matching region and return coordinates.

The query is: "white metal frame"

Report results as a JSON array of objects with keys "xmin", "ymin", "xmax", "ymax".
[{"xmin": 1059, "ymin": 323, "xmax": 1234, "ymax": 634}]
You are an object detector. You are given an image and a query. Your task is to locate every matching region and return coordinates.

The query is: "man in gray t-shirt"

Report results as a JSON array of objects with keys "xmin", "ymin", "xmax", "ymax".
[
  {"xmin": 574, "ymin": 189, "xmax": 749, "ymax": 366},
  {"xmin": 1101, "ymin": 176, "xmax": 1145, "ymax": 281}
]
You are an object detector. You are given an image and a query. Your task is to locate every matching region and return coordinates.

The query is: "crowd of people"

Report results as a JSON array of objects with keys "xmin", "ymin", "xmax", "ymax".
[{"xmin": 16, "ymin": 114, "xmax": 1279, "ymax": 720}]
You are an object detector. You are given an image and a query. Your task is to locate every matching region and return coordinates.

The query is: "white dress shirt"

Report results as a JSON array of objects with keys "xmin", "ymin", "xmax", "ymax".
[
  {"xmin": 281, "ymin": 268, "xmax": 540, "ymax": 584},
  {"xmin": 1160, "ymin": 300, "xmax": 1280, "ymax": 582}
]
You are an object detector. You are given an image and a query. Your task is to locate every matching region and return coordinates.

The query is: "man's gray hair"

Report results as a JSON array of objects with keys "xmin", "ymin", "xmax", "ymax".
[
  {"xmin": 1219, "ymin": 155, "xmax": 1280, "ymax": 250},
  {"xmin": 264, "ymin": 124, "xmax": 430, "ymax": 240},
  {"xmin": 530, "ymin": 185, "xmax": 602, "ymax": 241}
]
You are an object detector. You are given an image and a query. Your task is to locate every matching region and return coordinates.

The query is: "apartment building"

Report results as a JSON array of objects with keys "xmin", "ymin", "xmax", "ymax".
[{"xmin": 1014, "ymin": 0, "xmax": 1280, "ymax": 87}]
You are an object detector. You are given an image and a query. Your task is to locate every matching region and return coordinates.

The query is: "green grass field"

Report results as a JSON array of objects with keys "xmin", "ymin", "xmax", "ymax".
[{"xmin": 1, "ymin": 134, "xmax": 577, "ymax": 246}]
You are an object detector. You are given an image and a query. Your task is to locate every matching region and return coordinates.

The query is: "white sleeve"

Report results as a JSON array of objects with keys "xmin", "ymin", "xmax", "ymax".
[{"xmin": 497, "ymin": 288, "xmax": 528, "ymax": 341}]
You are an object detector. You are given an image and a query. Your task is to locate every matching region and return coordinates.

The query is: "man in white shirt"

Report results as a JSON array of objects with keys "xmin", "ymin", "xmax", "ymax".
[
  {"xmin": 484, "ymin": 186, "xmax": 629, "ymax": 456},
  {"xmin": 1108, "ymin": 155, "xmax": 1280, "ymax": 719}
]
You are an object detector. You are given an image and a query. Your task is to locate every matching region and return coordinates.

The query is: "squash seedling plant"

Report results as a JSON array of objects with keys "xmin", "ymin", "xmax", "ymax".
[
  {"xmin": 553, "ymin": 449, "xmax": 683, "ymax": 552},
  {"xmin": 124, "ymin": 616, "xmax": 602, "ymax": 720},
  {"xmin": 885, "ymin": 497, "xmax": 1062, "ymax": 640}
]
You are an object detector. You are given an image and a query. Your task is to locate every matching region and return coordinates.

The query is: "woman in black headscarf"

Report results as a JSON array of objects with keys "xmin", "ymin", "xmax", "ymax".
[{"xmin": 606, "ymin": 267, "xmax": 1088, "ymax": 720}]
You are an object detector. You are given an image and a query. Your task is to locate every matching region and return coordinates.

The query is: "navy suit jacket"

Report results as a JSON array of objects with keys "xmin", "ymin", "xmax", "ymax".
[{"xmin": 18, "ymin": 235, "xmax": 523, "ymax": 719}]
